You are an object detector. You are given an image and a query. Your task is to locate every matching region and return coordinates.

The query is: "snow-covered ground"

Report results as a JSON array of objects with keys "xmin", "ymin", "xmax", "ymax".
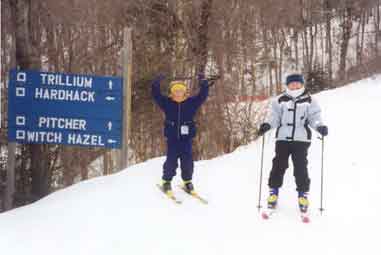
[{"xmin": 1, "ymin": 76, "xmax": 380, "ymax": 255}]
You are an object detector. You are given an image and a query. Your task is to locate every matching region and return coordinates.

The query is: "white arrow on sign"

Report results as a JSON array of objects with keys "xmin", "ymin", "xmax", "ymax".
[
  {"xmin": 107, "ymin": 139, "xmax": 117, "ymax": 144},
  {"xmin": 105, "ymin": 96, "xmax": 115, "ymax": 101},
  {"xmin": 107, "ymin": 121, "xmax": 112, "ymax": 131},
  {"xmin": 108, "ymin": 80, "xmax": 113, "ymax": 90}
]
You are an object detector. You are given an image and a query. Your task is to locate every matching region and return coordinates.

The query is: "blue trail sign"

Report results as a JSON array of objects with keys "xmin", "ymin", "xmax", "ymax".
[{"xmin": 7, "ymin": 69, "xmax": 123, "ymax": 148}]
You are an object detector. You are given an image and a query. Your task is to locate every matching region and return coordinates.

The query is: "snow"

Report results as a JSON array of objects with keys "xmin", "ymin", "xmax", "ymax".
[{"xmin": 1, "ymin": 76, "xmax": 381, "ymax": 255}]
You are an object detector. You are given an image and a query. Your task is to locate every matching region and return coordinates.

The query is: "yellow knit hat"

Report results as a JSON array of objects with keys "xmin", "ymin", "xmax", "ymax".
[{"xmin": 169, "ymin": 81, "xmax": 187, "ymax": 94}]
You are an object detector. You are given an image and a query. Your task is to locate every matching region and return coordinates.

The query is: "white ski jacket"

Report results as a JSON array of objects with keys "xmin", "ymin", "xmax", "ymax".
[{"xmin": 266, "ymin": 90, "xmax": 324, "ymax": 143}]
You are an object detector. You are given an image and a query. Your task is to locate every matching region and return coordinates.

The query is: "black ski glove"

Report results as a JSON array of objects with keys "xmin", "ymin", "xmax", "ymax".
[
  {"xmin": 258, "ymin": 123, "xmax": 271, "ymax": 136},
  {"xmin": 317, "ymin": 125, "xmax": 328, "ymax": 136},
  {"xmin": 207, "ymin": 75, "xmax": 220, "ymax": 87}
]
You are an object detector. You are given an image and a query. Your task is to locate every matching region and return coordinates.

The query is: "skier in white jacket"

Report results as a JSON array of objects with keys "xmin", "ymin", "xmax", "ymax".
[{"xmin": 258, "ymin": 74, "xmax": 328, "ymax": 213}]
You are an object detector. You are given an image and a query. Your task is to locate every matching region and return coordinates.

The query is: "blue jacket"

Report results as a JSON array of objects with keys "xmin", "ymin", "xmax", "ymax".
[{"xmin": 152, "ymin": 79, "xmax": 209, "ymax": 140}]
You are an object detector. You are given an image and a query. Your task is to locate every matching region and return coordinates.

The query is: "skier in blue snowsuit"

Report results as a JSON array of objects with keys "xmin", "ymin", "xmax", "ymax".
[{"xmin": 152, "ymin": 74, "xmax": 209, "ymax": 193}]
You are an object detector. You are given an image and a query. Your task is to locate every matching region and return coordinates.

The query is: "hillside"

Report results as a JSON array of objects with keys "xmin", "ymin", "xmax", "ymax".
[{"xmin": 1, "ymin": 76, "xmax": 380, "ymax": 255}]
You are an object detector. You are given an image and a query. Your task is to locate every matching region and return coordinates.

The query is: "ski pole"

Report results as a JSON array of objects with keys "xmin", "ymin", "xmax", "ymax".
[
  {"xmin": 319, "ymin": 136, "xmax": 325, "ymax": 215},
  {"xmin": 257, "ymin": 134, "xmax": 265, "ymax": 212}
]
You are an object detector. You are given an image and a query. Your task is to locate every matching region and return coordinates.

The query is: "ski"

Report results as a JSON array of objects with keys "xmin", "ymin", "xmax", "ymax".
[
  {"xmin": 157, "ymin": 184, "xmax": 182, "ymax": 204},
  {"xmin": 261, "ymin": 208, "xmax": 276, "ymax": 220},
  {"xmin": 300, "ymin": 212, "xmax": 310, "ymax": 223},
  {"xmin": 261, "ymin": 208, "xmax": 310, "ymax": 223},
  {"xmin": 178, "ymin": 185, "xmax": 208, "ymax": 204}
]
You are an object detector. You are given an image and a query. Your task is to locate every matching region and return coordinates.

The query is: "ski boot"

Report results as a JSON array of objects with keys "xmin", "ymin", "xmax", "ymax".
[
  {"xmin": 298, "ymin": 192, "xmax": 309, "ymax": 213},
  {"xmin": 183, "ymin": 180, "xmax": 195, "ymax": 194},
  {"xmin": 181, "ymin": 181, "xmax": 208, "ymax": 204},
  {"xmin": 267, "ymin": 188, "xmax": 279, "ymax": 209},
  {"xmin": 161, "ymin": 180, "xmax": 172, "ymax": 194},
  {"xmin": 158, "ymin": 180, "xmax": 182, "ymax": 204},
  {"xmin": 261, "ymin": 188, "xmax": 279, "ymax": 219}
]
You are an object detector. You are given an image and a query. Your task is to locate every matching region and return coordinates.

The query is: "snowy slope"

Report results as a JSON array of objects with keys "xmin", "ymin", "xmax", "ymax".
[{"xmin": 1, "ymin": 76, "xmax": 380, "ymax": 255}]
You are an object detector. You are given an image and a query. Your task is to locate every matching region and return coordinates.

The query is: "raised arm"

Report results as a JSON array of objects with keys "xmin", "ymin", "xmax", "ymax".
[
  {"xmin": 190, "ymin": 76, "xmax": 209, "ymax": 108},
  {"xmin": 151, "ymin": 75, "xmax": 167, "ymax": 110}
]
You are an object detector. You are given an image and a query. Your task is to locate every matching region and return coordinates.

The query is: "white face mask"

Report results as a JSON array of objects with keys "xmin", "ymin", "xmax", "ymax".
[{"xmin": 286, "ymin": 87, "xmax": 305, "ymax": 98}]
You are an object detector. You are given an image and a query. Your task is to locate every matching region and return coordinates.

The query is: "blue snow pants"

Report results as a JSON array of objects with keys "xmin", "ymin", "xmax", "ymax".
[{"xmin": 162, "ymin": 139, "xmax": 194, "ymax": 182}]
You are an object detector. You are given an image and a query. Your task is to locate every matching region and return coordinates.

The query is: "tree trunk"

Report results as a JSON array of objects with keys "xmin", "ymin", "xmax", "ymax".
[
  {"xmin": 193, "ymin": 0, "xmax": 213, "ymax": 160},
  {"xmin": 325, "ymin": 1, "xmax": 333, "ymax": 83},
  {"xmin": 196, "ymin": 0, "xmax": 213, "ymax": 74},
  {"xmin": 9, "ymin": 0, "xmax": 36, "ymax": 69},
  {"xmin": 339, "ymin": 6, "xmax": 353, "ymax": 81},
  {"xmin": 10, "ymin": 0, "xmax": 53, "ymax": 200},
  {"xmin": 360, "ymin": 12, "xmax": 366, "ymax": 65},
  {"xmin": 294, "ymin": 30, "xmax": 299, "ymax": 71},
  {"xmin": 375, "ymin": 3, "xmax": 380, "ymax": 57}
]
